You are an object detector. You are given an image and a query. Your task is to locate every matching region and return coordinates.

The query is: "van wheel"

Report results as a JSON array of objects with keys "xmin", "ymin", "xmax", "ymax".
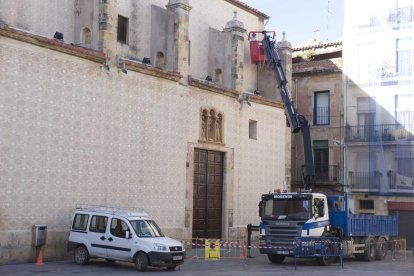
[
  {"xmin": 136, "ymin": 252, "xmax": 148, "ymax": 272},
  {"xmin": 167, "ymin": 266, "xmax": 177, "ymax": 270},
  {"xmin": 74, "ymin": 246, "xmax": 89, "ymax": 265}
]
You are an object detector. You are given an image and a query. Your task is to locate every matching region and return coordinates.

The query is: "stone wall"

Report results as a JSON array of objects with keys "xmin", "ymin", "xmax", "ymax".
[{"xmin": 0, "ymin": 32, "xmax": 286, "ymax": 263}]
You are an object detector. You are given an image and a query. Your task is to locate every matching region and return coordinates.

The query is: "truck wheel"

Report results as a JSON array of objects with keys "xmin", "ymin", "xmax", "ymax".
[
  {"xmin": 74, "ymin": 245, "xmax": 89, "ymax": 265},
  {"xmin": 267, "ymin": 254, "xmax": 285, "ymax": 263},
  {"xmin": 317, "ymin": 238, "xmax": 336, "ymax": 266},
  {"xmin": 362, "ymin": 236, "xmax": 376, "ymax": 261},
  {"xmin": 135, "ymin": 252, "xmax": 149, "ymax": 272},
  {"xmin": 375, "ymin": 237, "xmax": 387, "ymax": 260}
]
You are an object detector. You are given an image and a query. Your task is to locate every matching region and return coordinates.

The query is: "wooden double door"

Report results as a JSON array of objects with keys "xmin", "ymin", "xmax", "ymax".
[{"xmin": 192, "ymin": 149, "xmax": 223, "ymax": 239}]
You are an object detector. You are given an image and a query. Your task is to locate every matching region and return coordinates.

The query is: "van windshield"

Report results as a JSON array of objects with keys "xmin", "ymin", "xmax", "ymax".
[{"xmin": 129, "ymin": 220, "xmax": 164, "ymax": 238}]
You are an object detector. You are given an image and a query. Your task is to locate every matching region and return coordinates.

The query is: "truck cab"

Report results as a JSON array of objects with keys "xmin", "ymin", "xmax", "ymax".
[{"xmin": 258, "ymin": 192, "xmax": 329, "ymax": 261}]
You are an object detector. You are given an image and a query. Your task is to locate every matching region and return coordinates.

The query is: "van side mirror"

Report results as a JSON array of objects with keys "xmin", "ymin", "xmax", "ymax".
[{"xmin": 125, "ymin": 230, "xmax": 131, "ymax": 239}]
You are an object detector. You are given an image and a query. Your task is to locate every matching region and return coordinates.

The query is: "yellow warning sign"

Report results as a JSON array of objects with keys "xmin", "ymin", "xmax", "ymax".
[{"xmin": 205, "ymin": 239, "xmax": 220, "ymax": 260}]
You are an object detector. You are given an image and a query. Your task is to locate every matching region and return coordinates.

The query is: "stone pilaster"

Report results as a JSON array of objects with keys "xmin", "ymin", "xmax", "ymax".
[
  {"xmin": 276, "ymin": 32, "xmax": 293, "ymax": 92},
  {"xmin": 166, "ymin": 0, "xmax": 192, "ymax": 85},
  {"xmin": 224, "ymin": 11, "xmax": 246, "ymax": 92},
  {"xmin": 98, "ymin": 0, "xmax": 117, "ymax": 65}
]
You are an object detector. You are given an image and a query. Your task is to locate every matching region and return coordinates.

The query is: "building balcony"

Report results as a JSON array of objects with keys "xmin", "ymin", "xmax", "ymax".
[
  {"xmin": 348, "ymin": 171, "xmax": 381, "ymax": 192},
  {"xmin": 387, "ymin": 170, "xmax": 414, "ymax": 194},
  {"xmin": 292, "ymin": 165, "xmax": 341, "ymax": 191},
  {"xmin": 345, "ymin": 124, "xmax": 413, "ymax": 143},
  {"xmin": 313, "ymin": 165, "xmax": 340, "ymax": 183},
  {"xmin": 348, "ymin": 170, "xmax": 414, "ymax": 195}
]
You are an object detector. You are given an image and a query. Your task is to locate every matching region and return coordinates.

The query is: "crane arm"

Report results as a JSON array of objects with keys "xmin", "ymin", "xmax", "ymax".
[{"xmin": 261, "ymin": 31, "xmax": 315, "ymax": 189}]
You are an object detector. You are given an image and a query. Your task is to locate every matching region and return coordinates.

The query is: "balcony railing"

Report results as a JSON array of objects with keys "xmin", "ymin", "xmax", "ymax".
[
  {"xmin": 387, "ymin": 170, "xmax": 414, "ymax": 192},
  {"xmin": 298, "ymin": 165, "xmax": 340, "ymax": 183},
  {"xmin": 348, "ymin": 171, "xmax": 381, "ymax": 191},
  {"xmin": 345, "ymin": 124, "xmax": 413, "ymax": 143},
  {"xmin": 349, "ymin": 170, "xmax": 414, "ymax": 195}
]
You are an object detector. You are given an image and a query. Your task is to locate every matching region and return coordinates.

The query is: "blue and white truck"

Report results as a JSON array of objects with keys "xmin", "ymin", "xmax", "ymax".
[{"xmin": 258, "ymin": 191, "xmax": 398, "ymax": 265}]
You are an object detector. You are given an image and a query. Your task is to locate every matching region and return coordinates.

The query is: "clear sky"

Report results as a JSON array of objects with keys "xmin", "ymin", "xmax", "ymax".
[{"xmin": 241, "ymin": 0, "xmax": 344, "ymax": 46}]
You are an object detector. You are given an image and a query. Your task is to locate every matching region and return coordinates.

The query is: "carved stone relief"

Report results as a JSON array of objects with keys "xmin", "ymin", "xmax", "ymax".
[{"xmin": 200, "ymin": 108, "xmax": 223, "ymax": 143}]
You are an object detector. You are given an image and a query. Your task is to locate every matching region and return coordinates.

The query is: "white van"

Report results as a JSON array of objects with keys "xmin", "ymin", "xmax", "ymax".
[{"xmin": 67, "ymin": 205, "xmax": 185, "ymax": 271}]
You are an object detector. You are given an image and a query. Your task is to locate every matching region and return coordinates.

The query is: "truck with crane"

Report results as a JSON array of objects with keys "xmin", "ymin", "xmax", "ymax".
[{"xmin": 250, "ymin": 31, "xmax": 398, "ymax": 265}]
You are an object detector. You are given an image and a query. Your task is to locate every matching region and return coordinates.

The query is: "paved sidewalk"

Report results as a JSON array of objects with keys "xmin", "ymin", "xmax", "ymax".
[{"xmin": 0, "ymin": 250, "xmax": 413, "ymax": 275}]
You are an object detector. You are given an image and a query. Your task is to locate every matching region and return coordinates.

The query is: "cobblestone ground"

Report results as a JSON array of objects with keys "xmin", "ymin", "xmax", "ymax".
[{"xmin": 0, "ymin": 249, "xmax": 412, "ymax": 275}]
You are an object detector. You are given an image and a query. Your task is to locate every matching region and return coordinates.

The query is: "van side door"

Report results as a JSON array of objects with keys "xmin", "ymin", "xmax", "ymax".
[
  {"xmin": 87, "ymin": 215, "xmax": 109, "ymax": 258},
  {"xmin": 106, "ymin": 217, "xmax": 133, "ymax": 261}
]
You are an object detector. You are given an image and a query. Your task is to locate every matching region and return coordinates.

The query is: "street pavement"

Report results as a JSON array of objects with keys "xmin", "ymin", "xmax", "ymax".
[{"xmin": 0, "ymin": 249, "xmax": 413, "ymax": 275}]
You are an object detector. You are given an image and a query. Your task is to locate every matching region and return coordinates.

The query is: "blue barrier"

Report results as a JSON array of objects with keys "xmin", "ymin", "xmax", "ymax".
[{"xmin": 293, "ymin": 237, "xmax": 343, "ymax": 269}]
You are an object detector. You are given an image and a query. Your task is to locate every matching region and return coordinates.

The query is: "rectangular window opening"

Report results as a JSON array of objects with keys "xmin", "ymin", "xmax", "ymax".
[
  {"xmin": 359, "ymin": 199, "xmax": 374, "ymax": 210},
  {"xmin": 117, "ymin": 15, "xmax": 129, "ymax": 44},
  {"xmin": 313, "ymin": 140, "xmax": 329, "ymax": 177},
  {"xmin": 314, "ymin": 91, "xmax": 329, "ymax": 125},
  {"xmin": 249, "ymin": 120, "xmax": 257, "ymax": 140}
]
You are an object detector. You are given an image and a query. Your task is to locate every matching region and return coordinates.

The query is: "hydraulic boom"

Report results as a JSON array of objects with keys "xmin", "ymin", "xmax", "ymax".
[{"xmin": 261, "ymin": 31, "xmax": 314, "ymax": 189}]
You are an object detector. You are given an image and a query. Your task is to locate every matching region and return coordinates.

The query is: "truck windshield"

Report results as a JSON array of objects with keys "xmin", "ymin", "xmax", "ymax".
[
  {"xmin": 262, "ymin": 198, "xmax": 310, "ymax": 220},
  {"xmin": 129, "ymin": 220, "xmax": 164, "ymax": 238}
]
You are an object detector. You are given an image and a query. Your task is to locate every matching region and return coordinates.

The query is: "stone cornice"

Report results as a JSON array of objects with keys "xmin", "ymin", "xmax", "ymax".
[
  {"xmin": 224, "ymin": 26, "xmax": 247, "ymax": 34},
  {"xmin": 293, "ymin": 68, "xmax": 342, "ymax": 76},
  {"xmin": 0, "ymin": 24, "xmax": 182, "ymax": 82},
  {"xmin": 189, "ymin": 76, "xmax": 284, "ymax": 109},
  {"xmin": 166, "ymin": 3, "xmax": 192, "ymax": 12},
  {"xmin": 0, "ymin": 24, "xmax": 106, "ymax": 63},
  {"xmin": 293, "ymin": 41, "xmax": 342, "ymax": 52},
  {"xmin": 123, "ymin": 60, "xmax": 182, "ymax": 82},
  {"xmin": 224, "ymin": 0, "xmax": 270, "ymax": 20}
]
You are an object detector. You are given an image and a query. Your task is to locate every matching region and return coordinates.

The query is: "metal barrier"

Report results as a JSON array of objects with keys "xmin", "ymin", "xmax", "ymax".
[
  {"xmin": 293, "ymin": 237, "xmax": 343, "ymax": 269},
  {"xmin": 175, "ymin": 237, "xmax": 408, "ymax": 267},
  {"xmin": 180, "ymin": 238, "xmax": 248, "ymax": 260},
  {"xmin": 391, "ymin": 239, "xmax": 406, "ymax": 260}
]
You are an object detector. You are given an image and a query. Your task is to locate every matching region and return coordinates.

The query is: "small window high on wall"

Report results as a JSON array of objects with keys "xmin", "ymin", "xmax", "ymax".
[
  {"xmin": 82, "ymin": 27, "xmax": 91, "ymax": 44},
  {"xmin": 117, "ymin": 15, "xmax": 129, "ymax": 44},
  {"xmin": 215, "ymin": 69, "xmax": 222, "ymax": 83},
  {"xmin": 249, "ymin": 120, "xmax": 257, "ymax": 140},
  {"xmin": 156, "ymin": 52, "xmax": 165, "ymax": 69}
]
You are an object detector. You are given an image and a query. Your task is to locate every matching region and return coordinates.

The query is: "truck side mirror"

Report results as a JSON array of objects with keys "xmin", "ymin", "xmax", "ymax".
[
  {"xmin": 313, "ymin": 205, "xmax": 319, "ymax": 219},
  {"xmin": 317, "ymin": 201, "xmax": 325, "ymax": 217},
  {"xmin": 313, "ymin": 199, "xmax": 325, "ymax": 219}
]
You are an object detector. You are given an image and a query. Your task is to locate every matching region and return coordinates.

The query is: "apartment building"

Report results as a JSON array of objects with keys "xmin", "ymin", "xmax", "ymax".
[
  {"xmin": 343, "ymin": 0, "xmax": 414, "ymax": 249},
  {"xmin": 291, "ymin": 41, "xmax": 343, "ymax": 194}
]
